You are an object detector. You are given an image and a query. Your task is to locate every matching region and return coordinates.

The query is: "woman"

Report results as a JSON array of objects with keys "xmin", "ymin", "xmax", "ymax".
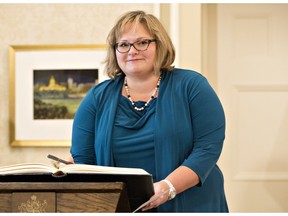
[{"xmin": 70, "ymin": 10, "xmax": 228, "ymax": 212}]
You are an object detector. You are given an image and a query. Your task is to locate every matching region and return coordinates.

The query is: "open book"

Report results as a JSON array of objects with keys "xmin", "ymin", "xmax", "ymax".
[
  {"xmin": 0, "ymin": 162, "xmax": 150, "ymax": 177},
  {"xmin": 0, "ymin": 158, "xmax": 154, "ymax": 212}
]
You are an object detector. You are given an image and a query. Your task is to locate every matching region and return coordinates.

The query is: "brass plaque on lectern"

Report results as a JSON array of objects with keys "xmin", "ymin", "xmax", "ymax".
[{"xmin": 12, "ymin": 192, "xmax": 56, "ymax": 213}]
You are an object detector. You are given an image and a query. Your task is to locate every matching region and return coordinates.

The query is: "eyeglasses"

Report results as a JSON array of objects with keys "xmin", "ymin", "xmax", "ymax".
[{"xmin": 114, "ymin": 39, "xmax": 156, "ymax": 53}]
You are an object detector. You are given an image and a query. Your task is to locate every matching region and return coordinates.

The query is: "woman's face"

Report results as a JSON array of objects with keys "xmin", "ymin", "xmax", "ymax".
[{"xmin": 115, "ymin": 23, "xmax": 157, "ymax": 77}]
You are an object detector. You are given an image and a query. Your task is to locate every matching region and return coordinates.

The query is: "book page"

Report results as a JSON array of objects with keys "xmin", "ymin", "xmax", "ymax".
[
  {"xmin": 0, "ymin": 163, "xmax": 55, "ymax": 175},
  {"xmin": 61, "ymin": 164, "xmax": 150, "ymax": 175},
  {"xmin": 0, "ymin": 163, "xmax": 150, "ymax": 176}
]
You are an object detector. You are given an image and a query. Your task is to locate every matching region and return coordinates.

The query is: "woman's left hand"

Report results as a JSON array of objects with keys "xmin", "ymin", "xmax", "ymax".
[{"xmin": 141, "ymin": 180, "xmax": 170, "ymax": 211}]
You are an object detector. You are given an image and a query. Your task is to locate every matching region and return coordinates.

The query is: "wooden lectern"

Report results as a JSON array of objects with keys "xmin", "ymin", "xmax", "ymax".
[
  {"xmin": 0, "ymin": 182, "xmax": 130, "ymax": 212},
  {"xmin": 0, "ymin": 173, "xmax": 154, "ymax": 213}
]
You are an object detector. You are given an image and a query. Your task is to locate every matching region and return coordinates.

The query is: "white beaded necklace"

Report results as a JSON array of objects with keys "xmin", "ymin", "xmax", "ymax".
[{"xmin": 124, "ymin": 74, "xmax": 162, "ymax": 111}]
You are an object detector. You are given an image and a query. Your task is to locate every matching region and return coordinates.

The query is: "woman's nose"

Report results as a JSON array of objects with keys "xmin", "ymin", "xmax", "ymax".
[{"xmin": 128, "ymin": 44, "xmax": 139, "ymax": 54}]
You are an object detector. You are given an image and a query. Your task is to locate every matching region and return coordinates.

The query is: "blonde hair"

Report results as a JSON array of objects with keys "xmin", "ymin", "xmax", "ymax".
[{"xmin": 104, "ymin": 10, "xmax": 175, "ymax": 78}]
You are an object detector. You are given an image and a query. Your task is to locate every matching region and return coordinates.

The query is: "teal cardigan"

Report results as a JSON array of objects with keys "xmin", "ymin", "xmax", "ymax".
[{"xmin": 71, "ymin": 68, "xmax": 228, "ymax": 212}]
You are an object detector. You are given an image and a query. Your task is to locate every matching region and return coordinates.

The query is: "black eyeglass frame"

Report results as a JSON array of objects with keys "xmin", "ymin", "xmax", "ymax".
[{"xmin": 114, "ymin": 39, "xmax": 157, "ymax": 53}]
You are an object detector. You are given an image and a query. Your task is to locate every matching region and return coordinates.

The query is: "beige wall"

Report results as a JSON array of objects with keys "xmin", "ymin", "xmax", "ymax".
[
  {"xmin": 179, "ymin": 4, "xmax": 202, "ymax": 72},
  {"xmin": 0, "ymin": 3, "xmax": 199, "ymax": 165},
  {"xmin": 159, "ymin": 4, "xmax": 202, "ymax": 72}
]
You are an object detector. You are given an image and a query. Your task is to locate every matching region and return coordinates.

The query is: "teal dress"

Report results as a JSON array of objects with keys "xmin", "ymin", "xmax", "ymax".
[
  {"xmin": 111, "ymin": 98, "xmax": 157, "ymax": 181},
  {"xmin": 71, "ymin": 68, "xmax": 229, "ymax": 212}
]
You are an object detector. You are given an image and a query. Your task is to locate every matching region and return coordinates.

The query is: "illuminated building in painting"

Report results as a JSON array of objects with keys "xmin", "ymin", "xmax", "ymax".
[{"xmin": 39, "ymin": 75, "xmax": 66, "ymax": 91}]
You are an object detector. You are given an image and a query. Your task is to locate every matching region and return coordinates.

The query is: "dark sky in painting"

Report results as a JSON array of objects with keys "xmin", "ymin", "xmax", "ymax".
[{"xmin": 34, "ymin": 69, "xmax": 99, "ymax": 85}]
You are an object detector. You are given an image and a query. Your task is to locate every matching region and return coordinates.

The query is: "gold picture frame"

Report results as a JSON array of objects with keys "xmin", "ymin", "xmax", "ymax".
[{"xmin": 9, "ymin": 44, "xmax": 107, "ymax": 147}]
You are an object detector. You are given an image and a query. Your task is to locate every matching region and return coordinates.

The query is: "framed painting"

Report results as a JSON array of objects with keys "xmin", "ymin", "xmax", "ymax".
[{"xmin": 9, "ymin": 44, "xmax": 108, "ymax": 147}]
